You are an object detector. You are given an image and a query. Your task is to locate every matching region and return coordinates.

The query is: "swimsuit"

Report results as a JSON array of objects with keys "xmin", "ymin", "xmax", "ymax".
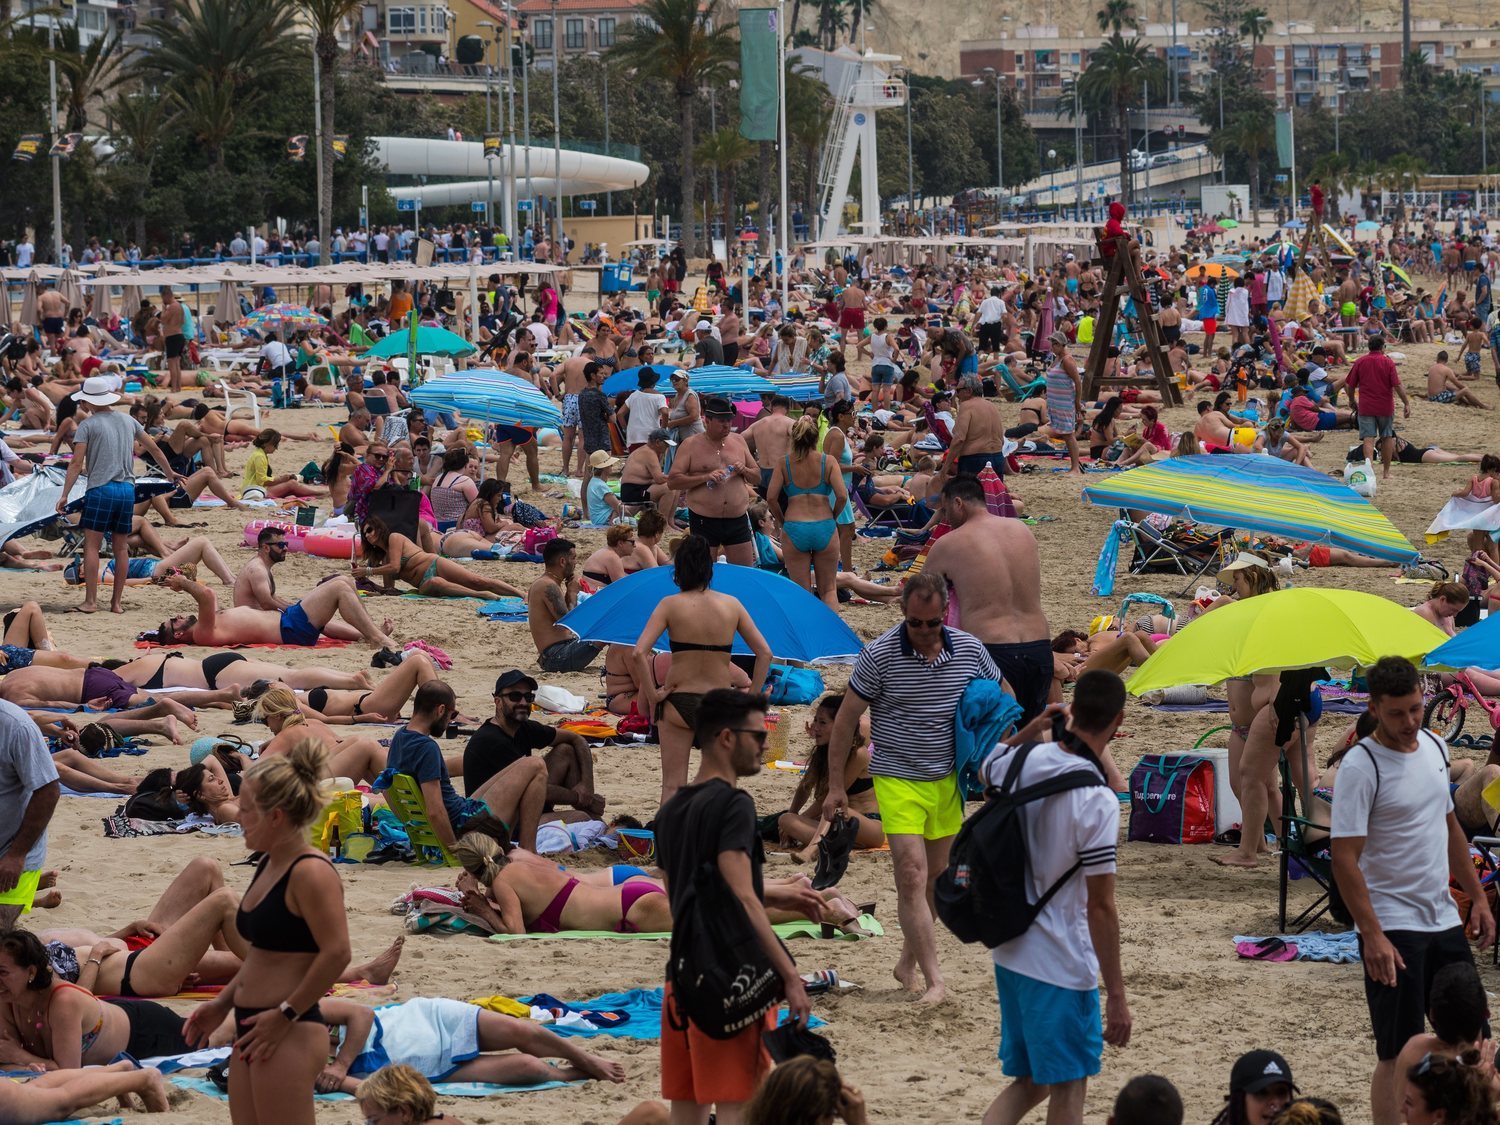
[
  {"xmin": 278, "ymin": 602, "xmax": 321, "ymax": 646},
  {"xmin": 529, "ymin": 876, "xmax": 666, "ymax": 934},
  {"xmin": 202, "ymin": 652, "xmax": 246, "ymax": 689},
  {"xmin": 778, "ymin": 455, "xmax": 837, "ymax": 553},
  {"xmin": 687, "ymin": 511, "xmax": 753, "ymax": 547},
  {"xmin": 81, "ymin": 665, "xmax": 137, "ymax": 709}
]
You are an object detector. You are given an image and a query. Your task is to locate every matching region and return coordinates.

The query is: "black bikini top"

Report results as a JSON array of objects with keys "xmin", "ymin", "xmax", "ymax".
[
  {"xmin": 235, "ymin": 854, "xmax": 328, "ymax": 954},
  {"xmin": 669, "ymin": 639, "xmax": 733, "ymax": 654}
]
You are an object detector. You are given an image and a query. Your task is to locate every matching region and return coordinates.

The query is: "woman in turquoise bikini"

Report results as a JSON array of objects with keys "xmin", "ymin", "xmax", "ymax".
[
  {"xmin": 821, "ymin": 399, "xmax": 859, "ymax": 573},
  {"xmin": 767, "ymin": 415, "xmax": 848, "ymax": 607},
  {"xmin": 357, "ymin": 516, "xmax": 524, "ymax": 600}
]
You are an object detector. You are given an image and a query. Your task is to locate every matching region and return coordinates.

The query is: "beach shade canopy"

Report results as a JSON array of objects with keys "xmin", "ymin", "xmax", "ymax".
[
  {"xmin": 236, "ymin": 303, "xmax": 327, "ymax": 333},
  {"xmin": 1208, "ymin": 254, "xmax": 1247, "ymax": 267},
  {"xmin": 600, "ymin": 363, "xmax": 687, "ymax": 397},
  {"xmin": 766, "ymin": 375, "xmax": 825, "ymax": 402},
  {"xmin": 1219, "ymin": 219, "xmax": 1240, "ymax": 229},
  {"xmin": 601, "ymin": 363, "xmax": 780, "ymax": 400},
  {"xmin": 1426, "ymin": 614, "xmax": 1500, "ymax": 671},
  {"xmin": 557, "ymin": 562, "xmax": 865, "ymax": 664},
  {"xmin": 1356, "ymin": 220, "xmax": 1381, "ymax": 232},
  {"xmin": 407, "ymin": 371, "xmax": 561, "ymax": 430},
  {"xmin": 1081, "ymin": 454, "xmax": 1420, "ymax": 564},
  {"xmin": 364, "ymin": 325, "xmax": 476, "ymax": 359},
  {"xmin": 1126, "ymin": 588, "xmax": 1449, "ymax": 694},
  {"xmin": 1191, "ymin": 262, "xmax": 1238, "ymax": 279},
  {"xmin": 0, "ymin": 467, "xmax": 175, "ymax": 547},
  {"xmin": 1283, "ymin": 219, "xmax": 1307, "ymax": 230},
  {"xmin": 18, "ymin": 270, "xmax": 39, "ymax": 328},
  {"xmin": 1195, "ymin": 222, "xmax": 1227, "ymax": 235},
  {"xmin": 1381, "ymin": 261, "xmax": 1412, "ymax": 285}
]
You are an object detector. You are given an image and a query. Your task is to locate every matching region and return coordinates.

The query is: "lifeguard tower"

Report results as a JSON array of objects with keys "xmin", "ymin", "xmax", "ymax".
[{"xmin": 792, "ymin": 47, "xmax": 906, "ymax": 241}]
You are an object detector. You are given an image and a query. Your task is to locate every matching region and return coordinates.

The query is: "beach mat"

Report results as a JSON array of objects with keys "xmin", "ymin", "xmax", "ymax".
[
  {"xmin": 134, "ymin": 636, "xmax": 349, "ymax": 650},
  {"xmin": 168, "ymin": 1074, "xmax": 579, "ymax": 1102},
  {"xmin": 478, "ymin": 597, "xmax": 528, "ymax": 621},
  {"xmin": 509, "ymin": 987, "xmax": 824, "ymax": 1039},
  {"xmin": 487, "ymin": 914, "xmax": 883, "ymax": 944}
]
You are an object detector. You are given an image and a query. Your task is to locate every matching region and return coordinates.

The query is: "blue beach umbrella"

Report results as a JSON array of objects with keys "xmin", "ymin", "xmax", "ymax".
[
  {"xmin": 557, "ymin": 562, "xmax": 865, "ymax": 664},
  {"xmin": 601, "ymin": 364, "xmax": 683, "ymax": 397},
  {"xmin": 408, "ymin": 371, "xmax": 561, "ymax": 429},
  {"xmin": 364, "ymin": 325, "xmax": 476, "ymax": 359},
  {"xmin": 601, "ymin": 363, "xmax": 779, "ymax": 400},
  {"xmin": 1427, "ymin": 615, "xmax": 1500, "ymax": 671}
]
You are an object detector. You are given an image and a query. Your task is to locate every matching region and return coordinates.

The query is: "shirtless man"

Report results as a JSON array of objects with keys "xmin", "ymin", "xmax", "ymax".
[
  {"xmin": 1156, "ymin": 299, "xmax": 1183, "ymax": 352},
  {"xmin": 618, "ymin": 429, "xmax": 674, "ymax": 519},
  {"xmin": 234, "ymin": 525, "xmax": 291, "ymax": 609},
  {"xmin": 151, "ymin": 572, "xmax": 400, "ymax": 651},
  {"xmin": 526, "ymin": 538, "xmax": 601, "ymax": 672},
  {"xmin": 919, "ymin": 475, "xmax": 1053, "ymax": 724},
  {"xmin": 1427, "ymin": 351, "xmax": 1491, "ymax": 408},
  {"xmin": 552, "ymin": 349, "xmax": 594, "ymax": 477},
  {"xmin": 941, "ymin": 374, "xmax": 1008, "ymax": 480},
  {"xmin": 0, "ymin": 664, "xmax": 228, "ymax": 732},
  {"xmin": 37, "ymin": 283, "xmax": 67, "ymax": 351},
  {"xmin": 1462, "ymin": 322, "xmax": 1487, "ymax": 379},
  {"xmin": 838, "ymin": 280, "xmax": 867, "ymax": 360},
  {"xmin": 164, "ymin": 417, "xmax": 227, "ymax": 477},
  {"xmin": 1193, "ymin": 400, "xmax": 1261, "ymax": 452},
  {"xmin": 1335, "ymin": 271, "xmax": 1359, "ymax": 328},
  {"xmin": 665, "ymin": 396, "xmax": 761, "ymax": 565},
  {"xmin": 159, "ymin": 286, "xmax": 186, "ymax": 393},
  {"xmin": 743, "ymin": 394, "xmax": 794, "ymax": 497}
]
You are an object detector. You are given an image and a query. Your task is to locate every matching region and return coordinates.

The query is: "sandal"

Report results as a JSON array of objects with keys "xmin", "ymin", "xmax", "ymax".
[{"xmin": 811, "ymin": 814, "xmax": 859, "ymax": 891}]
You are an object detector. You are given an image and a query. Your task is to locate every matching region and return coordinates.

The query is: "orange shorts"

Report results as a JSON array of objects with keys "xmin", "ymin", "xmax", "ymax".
[{"xmin": 660, "ymin": 981, "xmax": 773, "ymax": 1105}]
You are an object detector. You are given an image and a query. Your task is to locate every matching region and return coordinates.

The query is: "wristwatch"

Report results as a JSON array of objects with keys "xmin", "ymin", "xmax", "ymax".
[{"xmin": 278, "ymin": 1001, "xmax": 300, "ymax": 1022}]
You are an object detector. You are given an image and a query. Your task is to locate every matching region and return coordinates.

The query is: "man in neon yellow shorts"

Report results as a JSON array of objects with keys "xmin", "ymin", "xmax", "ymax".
[
  {"xmin": 0, "ymin": 697, "xmax": 59, "ymax": 929},
  {"xmin": 822, "ymin": 572, "xmax": 1001, "ymax": 1005}
]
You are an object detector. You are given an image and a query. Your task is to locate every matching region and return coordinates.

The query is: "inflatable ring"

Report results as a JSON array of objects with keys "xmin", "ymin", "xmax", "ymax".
[
  {"xmin": 241, "ymin": 520, "xmax": 310, "ymax": 552},
  {"xmin": 305, "ymin": 528, "xmax": 361, "ymax": 559}
]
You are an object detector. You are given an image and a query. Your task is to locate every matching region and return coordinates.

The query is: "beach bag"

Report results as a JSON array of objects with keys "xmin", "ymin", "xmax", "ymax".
[
  {"xmin": 310, "ymin": 789, "xmax": 364, "ymax": 855},
  {"xmin": 765, "ymin": 664, "xmax": 824, "ymax": 706},
  {"xmin": 935, "ymin": 742, "xmax": 1108, "ymax": 947},
  {"xmin": 667, "ymin": 786, "xmax": 788, "ymax": 1038},
  {"xmin": 124, "ymin": 768, "xmax": 185, "ymax": 822},
  {"xmin": 366, "ymin": 487, "xmax": 421, "ymax": 541},
  {"xmin": 1127, "ymin": 754, "xmax": 1216, "ymax": 844},
  {"xmin": 1344, "ymin": 459, "xmax": 1377, "ymax": 498},
  {"xmin": 522, "ymin": 526, "xmax": 558, "ymax": 555}
]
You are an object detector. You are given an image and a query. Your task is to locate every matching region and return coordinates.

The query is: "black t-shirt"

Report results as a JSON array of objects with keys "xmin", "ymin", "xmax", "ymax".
[
  {"xmin": 462, "ymin": 718, "xmax": 555, "ymax": 796},
  {"xmin": 656, "ymin": 778, "xmax": 762, "ymax": 919}
]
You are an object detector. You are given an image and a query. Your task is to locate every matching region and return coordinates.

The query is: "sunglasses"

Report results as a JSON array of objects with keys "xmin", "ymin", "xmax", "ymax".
[
  {"xmin": 905, "ymin": 616, "xmax": 944, "ymax": 629},
  {"xmin": 268, "ymin": 541, "xmax": 288, "ymax": 550},
  {"xmin": 501, "ymin": 691, "xmax": 536, "ymax": 702},
  {"xmin": 369, "ymin": 452, "xmax": 389, "ymax": 461},
  {"xmin": 731, "ymin": 728, "xmax": 769, "ymax": 746}
]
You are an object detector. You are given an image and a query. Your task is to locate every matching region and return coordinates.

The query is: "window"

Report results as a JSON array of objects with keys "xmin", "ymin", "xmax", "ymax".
[
  {"xmin": 565, "ymin": 17, "xmax": 584, "ymax": 49},
  {"xmin": 532, "ymin": 17, "xmax": 551, "ymax": 49},
  {"xmin": 387, "ymin": 5, "xmax": 415, "ymax": 33},
  {"xmin": 433, "ymin": 6, "xmax": 446, "ymax": 31},
  {"xmin": 597, "ymin": 16, "xmax": 615, "ymax": 46}
]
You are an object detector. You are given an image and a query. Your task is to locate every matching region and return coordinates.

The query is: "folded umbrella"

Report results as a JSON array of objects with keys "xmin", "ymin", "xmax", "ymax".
[{"xmin": 558, "ymin": 563, "xmax": 864, "ymax": 664}]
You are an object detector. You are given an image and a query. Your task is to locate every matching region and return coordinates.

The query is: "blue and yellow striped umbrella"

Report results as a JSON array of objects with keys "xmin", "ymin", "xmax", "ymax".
[{"xmin": 1081, "ymin": 454, "xmax": 1418, "ymax": 563}]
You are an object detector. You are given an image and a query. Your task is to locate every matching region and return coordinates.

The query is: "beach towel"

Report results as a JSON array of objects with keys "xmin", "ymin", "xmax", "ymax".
[
  {"xmin": 1426, "ymin": 496, "xmax": 1500, "ymax": 544},
  {"xmin": 168, "ymin": 1074, "xmax": 577, "ymax": 1102},
  {"xmin": 60, "ymin": 784, "xmax": 125, "ymax": 798},
  {"xmin": 486, "ymin": 914, "xmax": 883, "ymax": 943},
  {"xmin": 477, "ymin": 597, "xmax": 529, "ymax": 621},
  {"xmin": 514, "ymin": 988, "xmax": 826, "ymax": 1039},
  {"xmin": 1232, "ymin": 930, "xmax": 1361, "ymax": 963},
  {"xmin": 954, "ymin": 679, "xmax": 1023, "ymax": 799},
  {"xmin": 133, "ymin": 636, "xmax": 349, "ymax": 650}
]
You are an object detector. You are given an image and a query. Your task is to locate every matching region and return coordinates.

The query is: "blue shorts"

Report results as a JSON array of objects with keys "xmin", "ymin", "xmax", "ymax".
[
  {"xmin": 0, "ymin": 644, "xmax": 34, "ymax": 671},
  {"xmin": 453, "ymin": 797, "xmax": 494, "ymax": 834},
  {"xmin": 79, "ymin": 480, "xmax": 136, "ymax": 535},
  {"xmin": 870, "ymin": 363, "xmax": 899, "ymax": 385},
  {"xmin": 994, "ymin": 963, "xmax": 1102, "ymax": 1086},
  {"xmin": 959, "ymin": 354, "xmax": 980, "ymax": 376},
  {"xmin": 278, "ymin": 602, "xmax": 321, "ymax": 646}
]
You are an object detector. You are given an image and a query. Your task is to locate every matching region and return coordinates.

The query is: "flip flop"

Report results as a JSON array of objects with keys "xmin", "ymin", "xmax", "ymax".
[
  {"xmin": 1235, "ymin": 937, "xmax": 1298, "ymax": 962},
  {"xmin": 811, "ymin": 813, "xmax": 859, "ymax": 891}
]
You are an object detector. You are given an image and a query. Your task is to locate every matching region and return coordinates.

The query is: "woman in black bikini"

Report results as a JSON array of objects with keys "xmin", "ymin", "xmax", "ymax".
[
  {"xmin": 113, "ymin": 651, "xmax": 370, "ymax": 693},
  {"xmin": 772, "ymin": 694, "xmax": 885, "ymax": 858},
  {"xmin": 630, "ymin": 534, "xmax": 772, "ymax": 810},
  {"xmin": 286, "ymin": 649, "xmax": 438, "ymax": 722},
  {"xmin": 580, "ymin": 525, "xmax": 639, "ymax": 587},
  {"xmin": 184, "ymin": 740, "xmax": 351, "ymax": 1125}
]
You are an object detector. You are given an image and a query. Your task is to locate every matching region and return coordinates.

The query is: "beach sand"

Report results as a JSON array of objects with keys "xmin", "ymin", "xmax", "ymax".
[{"xmin": 18, "ymin": 323, "xmax": 1496, "ymax": 1124}]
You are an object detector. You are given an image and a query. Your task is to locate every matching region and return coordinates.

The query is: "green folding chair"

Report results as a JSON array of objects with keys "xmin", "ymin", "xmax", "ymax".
[
  {"xmin": 994, "ymin": 362, "xmax": 1046, "ymax": 402},
  {"xmin": 382, "ymin": 773, "xmax": 459, "ymax": 867}
]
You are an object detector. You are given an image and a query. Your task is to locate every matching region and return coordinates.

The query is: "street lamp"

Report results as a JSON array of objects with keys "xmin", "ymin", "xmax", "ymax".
[
  {"xmin": 1047, "ymin": 147, "xmax": 1057, "ymax": 196},
  {"xmin": 973, "ymin": 67, "xmax": 1005, "ymax": 216},
  {"xmin": 1333, "ymin": 82, "xmax": 1347, "ymax": 156},
  {"xmin": 478, "ymin": 18, "xmax": 502, "ymax": 231},
  {"xmin": 586, "ymin": 46, "xmax": 613, "ymax": 215},
  {"xmin": 551, "ymin": 0, "xmax": 563, "ymax": 252}
]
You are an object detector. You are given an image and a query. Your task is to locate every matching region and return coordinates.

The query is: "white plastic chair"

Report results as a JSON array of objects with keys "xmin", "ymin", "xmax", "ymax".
[{"xmin": 219, "ymin": 380, "xmax": 261, "ymax": 428}]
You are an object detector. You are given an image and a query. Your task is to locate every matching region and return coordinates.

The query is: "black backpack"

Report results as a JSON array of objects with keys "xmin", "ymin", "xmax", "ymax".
[
  {"xmin": 936, "ymin": 741, "xmax": 1109, "ymax": 948},
  {"xmin": 665, "ymin": 786, "xmax": 788, "ymax": 1039},
  {"xmin": 123, "ymin": 767, "xmax": 185, "ymax": 822}
]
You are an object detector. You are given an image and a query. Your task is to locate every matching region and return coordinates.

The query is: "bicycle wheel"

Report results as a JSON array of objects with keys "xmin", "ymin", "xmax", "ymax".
[{"xmin": 1424, "ymin": 692, "xmax": 1466, "ymax": 743}]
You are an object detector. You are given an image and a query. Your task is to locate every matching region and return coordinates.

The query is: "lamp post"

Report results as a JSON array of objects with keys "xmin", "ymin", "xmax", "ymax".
[
  {"xmin": 973, "ymin": 67, "xmax": 1004, "ymax": 217},
  {"xmin": 587, "ymin": 47, "xmax": 613, "ymax": 215},
  {"xmin": 479, "ymin": 18, "xmax": 500, "ymax": 230},
  {"xmin": 520, "ymin": 13, "xmax": 532, "ymax": 242},
  {"xmin": 551, "ymin": 0, "xmax": 564, "ymax": 252}
]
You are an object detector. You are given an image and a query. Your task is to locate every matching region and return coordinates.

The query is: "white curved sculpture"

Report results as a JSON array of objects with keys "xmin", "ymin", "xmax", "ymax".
[{"xmin": 372, "ymin": 137, "xmax": 649, "ymax": 205}]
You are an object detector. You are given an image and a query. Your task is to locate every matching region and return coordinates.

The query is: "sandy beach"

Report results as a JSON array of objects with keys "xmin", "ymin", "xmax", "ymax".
[{"xmin": 17, "ymin": 322, "xmax": 1497, "ymax": 1125}]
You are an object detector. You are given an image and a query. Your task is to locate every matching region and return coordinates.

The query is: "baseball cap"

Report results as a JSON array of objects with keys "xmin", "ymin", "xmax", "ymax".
[
  {"xmin": 1048, "ymin": 330, "xmax": 1069, "ymax": 350},
  {"xmin": 494, "ymin": 670, "xmax": 539, "ymax": 696},
  {"xmin": 1229, "ymin": 1050, "xmax": 1296, "ymax": 1096},
  {"xmin": 694, "ymin": 321, "xmax": 714, "ymax": 333},
  {"xmin": 648, "ymin": 427, "xmax": 677, "ymax": 446}
]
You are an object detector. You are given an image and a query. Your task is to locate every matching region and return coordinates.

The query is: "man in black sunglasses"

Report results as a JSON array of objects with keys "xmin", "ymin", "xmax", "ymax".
[
  {"xmin": 462, "ymin": 670, "xmax": 605, "ymax": 818},
  {"xmin": 234, "ymin": 525, "xmax": 293, "ymax": 612}
]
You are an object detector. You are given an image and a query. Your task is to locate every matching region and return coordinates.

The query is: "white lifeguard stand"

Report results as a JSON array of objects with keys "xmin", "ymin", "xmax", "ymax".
[{"xmin": 793, "ymin": 47, "xmax": 906, "ymax": 241}]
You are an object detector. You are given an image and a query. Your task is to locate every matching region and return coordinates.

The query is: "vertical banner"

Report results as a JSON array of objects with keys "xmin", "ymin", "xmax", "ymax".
[
  {"xmin": 739, "ymin": 7, "xmax": 779, "ymax": 141},
  {"xmin": 286, "ymin": 134, "xmax": 308, "ymax": 161},
  {"xmin": 331, "ymin": 135, "xmax": 349, "ymax": 160},
  {"xmin": 483, "ymin": 134, "xmax": 502, "ymax": 158},
  {"xmin": 12, "ymin": 134, "xmax": 42, "ymax": 162},
  {"xmin": 48, "ymin": 133, "xmax": 82, "ymax": 158},
  {"xmin": 1275, "ymin": 110, "xmax": 1294, "ymax": 168}
]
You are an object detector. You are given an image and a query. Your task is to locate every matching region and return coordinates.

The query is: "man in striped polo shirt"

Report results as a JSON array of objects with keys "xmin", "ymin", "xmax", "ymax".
[{"xmin": 824, "ymin": 572, "xmax": 1000, "ymax": 1005}]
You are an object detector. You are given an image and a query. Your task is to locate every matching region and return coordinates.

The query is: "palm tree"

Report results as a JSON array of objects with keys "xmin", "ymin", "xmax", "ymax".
[
  {"xmin": 106, "ymin": 91, "xmax": 176, "ymax": 245},
  {"xmin": 1381, "ymin": 153, "xmax": 1426, "ymax": 214},
  {"xmin": 302, "ymin": 0, "xmax": 365, "ymax": 264},
  {"xmin": 49, "ymin": 26, "xmax": 124, "ymax": 133},
  {"xmin": 1096, "ymin": 0, "xmax": 1138, "ymax": 37},
  {"xmin": 1079, "ymin": 36, "xmax": 1166, "ymax": 205},
  {"xmin": 845, "ymin": 0, "xmax": 876, "ymax": 45},
  {"xmin": 1216, "ymin": 111, "xmax": 1274, "ymax": 223},
  {"xmin": 1238, "ymin": 7, "xmax": 1271, "ymax": 47},
  {"xmin": 610, "ymin": 0, "xmax": 736, "ymax": 256},
  {"xmin": 697, "ymin": 127, "xmax": 753, "ymax": 250},
  {"xmin": 786, "ymin": 64, "xmax": 829, "ymax": 219}
]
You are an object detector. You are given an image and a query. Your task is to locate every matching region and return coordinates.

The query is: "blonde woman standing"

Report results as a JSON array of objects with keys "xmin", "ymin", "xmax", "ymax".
[
  {"xmin": 184, "ymin": 741, "xmax": 351, "ymax": 1125},
  {"xmin": 766, "ymin": 415, "xmax": 847, "ymax": 607}
]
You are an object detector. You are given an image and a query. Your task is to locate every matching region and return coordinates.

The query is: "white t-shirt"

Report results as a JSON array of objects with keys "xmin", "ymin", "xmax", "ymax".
[
  {"xmin": 526, "ymin": 322, "xmax": 553, "ymax": 350},
  {"xmin": 982, "ymin": 740, "xmax": 1118, "ymax": 990},
  {"xmin": 0, "ymin": 439, "xmax": 17, "ymax": 486},
  {"xmin": 1331, "ymin": 732, "xmax": 1460, "ymax": 934},
  {"xmin": 976, "ymin": 296, "xmax": 1006, "ymax": 324},
  {"xmin": 260, "ymin": 340, "xmax": 292, "ymax": 370},
  {"xmin": 624, "ymin": 390, "xmax": 667, "ymax": 445},
  {"xmin": 14, "ymin": 241, "xmax": 33, "ymax": 268},
  {"xmin": 0, "ymin": 698, "xmax": 58, "ymax": 870},
  {"xmin": 1225, "ymin": 287, "xmax": 1252, "ymax": 327}
]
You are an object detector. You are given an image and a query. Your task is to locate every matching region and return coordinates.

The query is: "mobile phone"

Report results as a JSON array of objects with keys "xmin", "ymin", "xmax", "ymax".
[{"xmin": 1050, "ymin": 708, "xmax": 1069, "ymax": 742}]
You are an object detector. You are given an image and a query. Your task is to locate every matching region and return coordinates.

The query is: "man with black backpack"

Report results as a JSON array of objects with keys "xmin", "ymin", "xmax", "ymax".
[
  {"xmin": 657, "ymin": 689, "xmax": 818, "ymax": 1122},
  {"xmin": 976, "ymin": 670, "xmax": 1132, "ymax": 1125}
]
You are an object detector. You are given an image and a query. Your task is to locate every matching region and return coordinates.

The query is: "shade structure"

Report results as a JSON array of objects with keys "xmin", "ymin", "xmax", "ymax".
[
  {"xmin": 601, "ymin": 363, "xmax": 778, "ymax": 400},
  {"xmin": 557, "ymin": 562, "xmax": 865, "ymax": 664},
  {"xmin": 18, "ymin": 270, "xmax": 39, "ymax": 328},
  {"xmin": 364, "ymin": 325, "xmax": 476, "ymax": 359},
  {"xmin": 1081, "ymin": 454, "xmax": 1419, "ymax": 563},
  {"xmin": 407, "ymin": 371, "xmax": 561, "ymax": 430},
  {"xmin": 57, "ymin": 268, "xmax": 83, "ymax": 313},
  {"xmin": 1381, "ymin": 261, "xmax": 1412, "ymax": 286},
  {"xmin": 1283, "ymin": 219, "xmax": 1307, "ymax": 229},
  {"xmin": 766, "ymin": 375, "xmax": 824, "ymax": 402},
  {"xmin": 1195, "ymin": 223, "xmax": 1227, "ymax": 235},
  {"xmin": 1126, "ymin": 588, "xmax": 1449, "ymax": 694},
  {"xmin": 1427, "ymin": 615, "xmax": 1500, "ymax": 671},
  {"xmin": 0, "ymin": 467, "xmax": 175, "ymax": 547},
  {"xmin": 1355, "ymin": 220, "xmax": 1381, "ymax": 232},
  {"xmin": 237, "ymin": 304, "xmax": 327, "ymax": 333},
  {"xmin": 600, "ymin": 364, "xmax": 684, "ymax": 397},
  {"xmin": 1208, "ymin": 254, "xmax": 1247, "ymax": 267},
  {"xmin": 1192, "ymin": 262, "xmax": 1238, "ymax": 279},
  {"xmin": 1219, "ymin": 219, "xmax": 1240, "ymax": 229}
]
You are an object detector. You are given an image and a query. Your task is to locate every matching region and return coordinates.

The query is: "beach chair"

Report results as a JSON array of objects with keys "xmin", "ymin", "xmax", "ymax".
[
  {"xmin": 382, "ymin": 773, "xmax": 459, "ymax": 866},
  {"xmin": 994, "ymin": 363, "xmax": 1045, "ymax": 403},
  {"xmin": 852, "ymin": 488, "xmax": 905, "ymax": 529},
  {"xmin": 1121, "ymin": 512, "xmax": 1223, "ymax": 593},
  {"xmin": 1277, "ymin": 755, "xmax": 1349, "ymax": 933},
  {"xmin": 219, "ymin": 380, "xmax": 260, "ymax": 428}
]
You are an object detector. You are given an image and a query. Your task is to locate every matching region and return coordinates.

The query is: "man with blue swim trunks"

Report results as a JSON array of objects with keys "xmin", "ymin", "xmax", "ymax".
[
  {"xmin": 977, "ymin": 671, "xmax": 1132, "ymax": 1125},
  {"xmin": 145, "ymin": 573, "xmax": 400, "ymax": 655}
]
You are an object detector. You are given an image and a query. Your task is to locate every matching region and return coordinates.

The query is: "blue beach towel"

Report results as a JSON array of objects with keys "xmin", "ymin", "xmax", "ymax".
[{"xmin": 1232, "ymin": 930, "xmax": 1361, "ymax": 963}]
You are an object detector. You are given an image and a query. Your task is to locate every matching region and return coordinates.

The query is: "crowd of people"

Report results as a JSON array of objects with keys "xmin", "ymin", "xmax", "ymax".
[{"xmin": 3, "ymin": 196, "xmax": 1500, "ymax": 1125}]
